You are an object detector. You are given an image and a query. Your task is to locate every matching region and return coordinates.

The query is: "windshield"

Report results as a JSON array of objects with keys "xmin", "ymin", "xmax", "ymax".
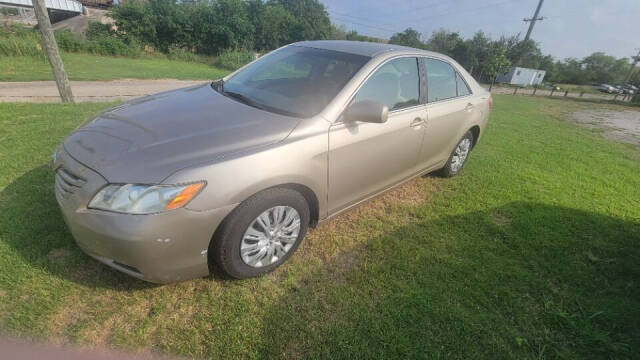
[{"xmin": 219, "ymin": 46, "xmax": 370, "ymax": 118}]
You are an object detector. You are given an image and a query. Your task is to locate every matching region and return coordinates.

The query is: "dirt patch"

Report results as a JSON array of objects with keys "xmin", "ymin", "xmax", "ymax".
[
  {"xmin": 47, "ymin": 248, "xmax": 72, "ymax": 262},
  {"xmin": 293, "ymin": 175, "xmax": 440, "ymax": 276},
  {"xmin": 570, "ymin": 109, "xmax": 640, "ymax": 146},
  {"xmin": 491, "ymin": 212, "xmax": 512, "ymax": 226}
]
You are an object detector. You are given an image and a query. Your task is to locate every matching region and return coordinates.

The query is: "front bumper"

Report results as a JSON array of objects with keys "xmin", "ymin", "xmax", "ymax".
[{"xmin": 54, "ymin": 148, "xmax": 235, "ymax": 284}]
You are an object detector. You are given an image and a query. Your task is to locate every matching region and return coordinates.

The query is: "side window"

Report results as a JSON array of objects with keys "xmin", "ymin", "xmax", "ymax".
[
  {"xmin": 456, "ymin": 73, "xmax": 471, "ymax": 96},
  {"xmin": 354, "ymin": 57, "xmax": 419, "ymax": 111},
  {"xmin": 425, "ymin": 58, "xmax": 457, "ymax": 102}
]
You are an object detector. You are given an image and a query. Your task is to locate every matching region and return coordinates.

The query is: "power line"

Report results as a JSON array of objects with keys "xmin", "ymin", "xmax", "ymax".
[
  {"xmin": 327, "ymin": 10, "xmax": 402, "ymax": 30},
  {"xmin": 329, "ymin": 14, "xmax": 402, "ymax": 35},
  {"xmin": 329, "ymin": 0, "xmax": 521, "ymax": 37},
  {"xmin": 391, "ymin": 0, "xmax": 519, "ymax": 25}
]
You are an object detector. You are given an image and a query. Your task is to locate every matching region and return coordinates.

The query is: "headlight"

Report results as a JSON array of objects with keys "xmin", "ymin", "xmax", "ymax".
[{"xmin": 88, "ymin": 182, "xmax": 205, "ymax": 214}]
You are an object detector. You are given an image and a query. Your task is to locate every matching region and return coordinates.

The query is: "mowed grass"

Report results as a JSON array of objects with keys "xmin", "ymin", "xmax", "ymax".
[
  {"xmin": 0, "ymin": 53, "xmax": 229, "ymax": 81},
  {"xmin": 0, "ymin": 95, "xmax": 639, "ymax": 359}
]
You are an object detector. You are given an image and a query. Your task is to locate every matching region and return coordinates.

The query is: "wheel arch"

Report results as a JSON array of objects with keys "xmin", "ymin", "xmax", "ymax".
[
  {"xmin": 469, "ymin": 125, "xmax": 481, "ymax": 149},
  {"xmin": 207, "ymin": 182, "xmax": 320, "ymax": 274}
]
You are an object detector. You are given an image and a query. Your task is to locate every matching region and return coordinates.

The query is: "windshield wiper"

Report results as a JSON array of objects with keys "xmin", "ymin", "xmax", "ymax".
[
  {"xmin": 211, "ymin": 79, "xmax": 224, "ymax": 92},
  {"xmin": 213, "ymin": 82, "xmax": 301, "ymax": 117},
  {"xmin": 221, "ymin": 90, "xmax": 268, "ymax": 111}
]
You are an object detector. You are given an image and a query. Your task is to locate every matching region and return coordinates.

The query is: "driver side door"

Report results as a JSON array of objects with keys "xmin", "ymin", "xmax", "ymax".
[{"xmin": 328, "ymin": 57, "xmax": 426, "ymax": 215}]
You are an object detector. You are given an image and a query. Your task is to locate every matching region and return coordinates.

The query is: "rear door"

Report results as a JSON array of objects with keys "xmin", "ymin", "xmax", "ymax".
[
  {"xmin": 418, "ymin": 58, "xmax": 479, "ymax": 169},
  {"xmin": 328, "ymin": 57, "xmax": 426, "ymax": 214}
]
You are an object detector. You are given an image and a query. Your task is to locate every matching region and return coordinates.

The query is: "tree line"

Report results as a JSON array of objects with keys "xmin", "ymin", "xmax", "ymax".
[
  {"xmin": 108, "ymin": 0, "xmax": 638, "ymax": 86},
  {"xmin": 386, "ymin": 28, "xmax": 636, "ymax": 86},
  {"xmin": 110, "ymin": 0, "xmax": 332, "ymax": 55}
]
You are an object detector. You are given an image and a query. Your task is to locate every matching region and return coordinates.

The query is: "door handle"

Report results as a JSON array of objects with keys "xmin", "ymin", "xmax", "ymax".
[{"xmin": 410, "ymin": 117, "xmax": 425, "ymax": 127}]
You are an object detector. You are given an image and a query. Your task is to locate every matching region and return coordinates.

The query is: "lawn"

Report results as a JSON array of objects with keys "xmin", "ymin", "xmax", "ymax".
[
  {"xmin": 0, "ymin": 53, "xmax": 229, "ymax": 81},
  {"xmin": 0, "ymin": 95, "xmax": 638, "ymax": 359}
]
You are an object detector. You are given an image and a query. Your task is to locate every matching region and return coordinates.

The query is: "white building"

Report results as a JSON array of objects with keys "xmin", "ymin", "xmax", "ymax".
[{"xmin": 496, "ymin": 67, "xmax": 546, "ymax": 86}]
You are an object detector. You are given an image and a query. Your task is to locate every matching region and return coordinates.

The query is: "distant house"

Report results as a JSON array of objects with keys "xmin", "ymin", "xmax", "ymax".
[{"xmin": 496, "ymin": 67, "xmax": 546, "ymax": 86}]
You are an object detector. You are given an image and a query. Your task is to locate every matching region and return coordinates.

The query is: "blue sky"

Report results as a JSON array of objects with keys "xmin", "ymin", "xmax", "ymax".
[{"xmin": 323, "ymin": 0, "xmax": 640, "ymax": 60}]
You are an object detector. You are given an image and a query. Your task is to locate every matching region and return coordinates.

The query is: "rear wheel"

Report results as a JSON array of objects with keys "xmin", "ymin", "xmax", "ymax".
[
  {"xmin": 438, "ymin": 130, "xmax": 474, "ymax": 177},
  {"xmin": 210, "ymin": 188, "xmax": 310, "ymax": 279}
]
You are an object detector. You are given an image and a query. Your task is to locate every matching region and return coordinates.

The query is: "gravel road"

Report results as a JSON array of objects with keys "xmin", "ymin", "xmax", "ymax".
[
  {"xmin": 0, "ymin": 79, "xmax": 205, "ymax": 103},
  {"xmin": 0, "ymin": 80, "xmax": 633, "ymax": 104}
]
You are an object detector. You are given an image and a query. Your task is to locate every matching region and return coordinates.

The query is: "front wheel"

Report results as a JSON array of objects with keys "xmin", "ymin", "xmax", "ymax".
[
  {"xmin": 210, "ymin": 188, "xmax": 310, "ymax": 279},
  {"xmin": 438, "ymin": 130, "xmax": 474, "ymax": 178}
]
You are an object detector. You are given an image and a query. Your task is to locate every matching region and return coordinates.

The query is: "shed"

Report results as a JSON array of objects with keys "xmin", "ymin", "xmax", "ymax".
[{"xmin": 496, "ymin": 67, "xmax": 546, "ymax": 86}]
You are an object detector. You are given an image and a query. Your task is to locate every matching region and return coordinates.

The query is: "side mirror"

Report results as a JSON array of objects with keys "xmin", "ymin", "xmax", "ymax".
[{"xmin": 343, "ymin": 100, "xmax": 389, "ymax": 124}]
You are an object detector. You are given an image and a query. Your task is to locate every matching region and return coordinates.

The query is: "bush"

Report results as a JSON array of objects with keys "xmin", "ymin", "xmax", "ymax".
[
  {"xmin": 216, "ymin": 49, "xmax": 254, "ymax": 70},
  {"xmin": 54, "ymin": 24, "xmax": 141, "ymax": 57},
  {"xmin": 87, "ymin": 36, "xmax": 140, "ymax": 57},
  {"xmin": 0, "ymin": 25, "xmax": 45, "ymax": 58},
  {"xmin": 166, "ymin": 46, "xmax": 205, "ymax": 63},
  {"xmin": 85, "ymin": 22, "xmax": 112, "ymax": 41},
  {"xmin": 55, "ymin": 30, "xmax": 85, "ymax": 53}
]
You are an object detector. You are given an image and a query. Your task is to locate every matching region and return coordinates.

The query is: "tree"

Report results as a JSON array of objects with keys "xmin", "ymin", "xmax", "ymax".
[
  {"xmin": 451, "ymin": 40, "xmax": 476, "ymax": 73},
  {"xmin": 484, "ymin": 42, "xmax": 511, "ymax": 88},
  {"xmin": 389, "ymin": 28, "xmax": 423, "ymax": 49},
  {"xmin": 425, "ymin": 29, "xmax": 462, "ymax": 56},
  {"xmin": 581, "ymin": 52, "xmax": 630, "ymax": 84},
  {"xmin": 272, "ymin": 0, "xmax": 332, "ymax": 42},
  {"xmin": 468, "ymin": 31, "xmax": 491, "ymax": 77},
  {"xmin": 344, "ymin": 30, "xmax": 385, "ymax": 43}
]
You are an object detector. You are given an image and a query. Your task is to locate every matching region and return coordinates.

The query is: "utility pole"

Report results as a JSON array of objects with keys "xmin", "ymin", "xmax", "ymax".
[
  {"xmin": 624, "ymin": 49, "xmax": 640, "ymax": 83},
  {"xmin": 32, "ymin": 0, "xmax": 74, "ymax": 103},
  {"xmin": 523, "ymin": 0, "xmax": 544, "ymax": 42}
]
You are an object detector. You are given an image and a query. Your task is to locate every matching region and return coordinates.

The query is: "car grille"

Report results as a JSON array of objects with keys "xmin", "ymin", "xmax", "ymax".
[{"xmin": 55, "ymin": 167, "xmax": 86, "ymax": 197}]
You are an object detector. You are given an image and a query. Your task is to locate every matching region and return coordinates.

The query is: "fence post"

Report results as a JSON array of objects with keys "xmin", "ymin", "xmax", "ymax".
[
  {"xmin": 513, "ymin": 87, "xmax": 518, "ymax": 95},
  {"xmin": 550, "ymin": 89, "xmax": 555, "ymax": 97},
  {"xmin": 613, "ymin": 94, "xmax": 618, "ymax": 101},
  {"xmin": 580, "ymin": 91, "xmax": 584, "ymax": 97},
  {"xmin": 564, "ymin": 90, "xmax": 569, "ymax": 97},
  {"xmin": 532, "ymin": 86, "xmax": 537, "ymax": 96}
]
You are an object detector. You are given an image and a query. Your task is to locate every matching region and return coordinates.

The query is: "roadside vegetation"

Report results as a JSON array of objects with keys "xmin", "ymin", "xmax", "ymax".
[
  {"xmin": 2, "ymin": 0, "xmax": 637, "ymax": 88},
  {"xmin": 0, "ymin": 53, "xmax": 229, "ymax": 81},
  {"xmin": 0, "ymin": 24, "xmax": 238, "ymax": 81},
  {"xmin": 0, "ymin": 95, "xmax": 638, "ymax": 358}
]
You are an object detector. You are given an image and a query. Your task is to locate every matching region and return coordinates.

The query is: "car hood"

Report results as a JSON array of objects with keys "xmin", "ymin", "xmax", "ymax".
[{"xmin": 63, "ymin": 83, "xmax": 300, "ymax": 183}]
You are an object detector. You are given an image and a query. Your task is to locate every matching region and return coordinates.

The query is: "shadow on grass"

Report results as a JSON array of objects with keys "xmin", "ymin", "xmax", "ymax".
[
  {"xmin": 0, "ymin": 165, "xmax": 154, "ymax": 291},
  {"xmin": 2, "ymin": 165, "xmax": 640, "ymax": 358},
  {"xmin": 257, "ymin": 201, "xmax": 640, "ymax": 359}
]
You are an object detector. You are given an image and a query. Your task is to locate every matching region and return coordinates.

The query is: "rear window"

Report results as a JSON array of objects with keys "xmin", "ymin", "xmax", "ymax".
[
  {"xmin": 456, "ymin": 73, "xmax": 471, "ymax": 96},
  {"xmin": 425, "ymin": 58, "xmax": 457, "ymax": 102}
]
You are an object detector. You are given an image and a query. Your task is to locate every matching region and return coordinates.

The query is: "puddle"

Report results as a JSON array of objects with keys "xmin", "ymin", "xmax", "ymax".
[{"xmin": 570, "ymin": 109, "xmax": 640, "ymax": 146}]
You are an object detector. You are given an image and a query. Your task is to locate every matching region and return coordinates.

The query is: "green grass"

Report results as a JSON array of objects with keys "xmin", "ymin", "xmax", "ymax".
[
  {"xmin": 0, "ymin": 96, "xmax": 639, "ymax": 359},
  {"xmin": 0, "ymin": 53, "xmax": 229, "ymax": 81},
  {"xmin": 557, "ymin": 83, "xmax": 603, "ymax": 95}
]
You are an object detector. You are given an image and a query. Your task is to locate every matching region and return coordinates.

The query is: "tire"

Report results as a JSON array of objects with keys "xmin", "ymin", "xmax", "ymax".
[
  {"xmin": 210, "ymin": 187, "xmax": 310, "ymax": 279},
  {"xmin": 438, "ymin": 130, "xmax": 474, "ymax": 178}
]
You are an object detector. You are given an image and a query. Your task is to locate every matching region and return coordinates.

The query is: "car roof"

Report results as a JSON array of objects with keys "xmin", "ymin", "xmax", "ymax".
[{"xmin": 293, "ymin": 40, "xmax": 439, "ymax": 58}]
